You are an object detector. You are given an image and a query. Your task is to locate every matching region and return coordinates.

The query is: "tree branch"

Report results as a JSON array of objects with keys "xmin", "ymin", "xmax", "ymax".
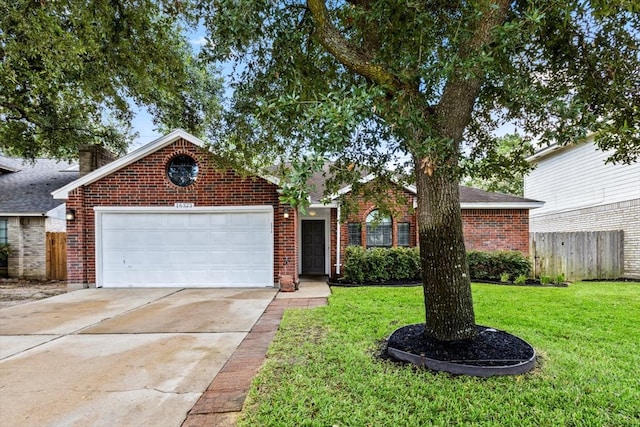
[
  {"xmin": 435, "ymin": 0, "xmax": 511, "ymax": 142},
  {"xmin": 306, "ymin": 0, "xmax": 401, "ymax": 92}
]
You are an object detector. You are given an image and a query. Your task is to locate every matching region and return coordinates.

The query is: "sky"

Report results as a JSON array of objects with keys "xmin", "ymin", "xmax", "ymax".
[{"xmin": 129, "ymin": 25, "xmax": 518, "ymax": 151}]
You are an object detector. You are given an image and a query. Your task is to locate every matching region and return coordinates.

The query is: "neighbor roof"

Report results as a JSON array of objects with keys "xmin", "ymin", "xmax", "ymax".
[{"xmin": 0, "ymin": 156, "xmax": 78, "ymax": 215}]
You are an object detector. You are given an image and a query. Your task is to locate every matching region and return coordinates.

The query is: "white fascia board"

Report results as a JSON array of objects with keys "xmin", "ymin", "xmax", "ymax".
[
  {"xmin": 52, "ymin": 129, "xmax": 278, "ymax": 199},
  {"xmin": 0, "ymin": 212, "xmax": 46, "ymax": 217},
  {"xmin": 308, "ymin": 202, "xmax": 338, "ymax": 208},
  {"xmin": 460, "ymin": 202, "xmax": 545, "ymax": 209}
]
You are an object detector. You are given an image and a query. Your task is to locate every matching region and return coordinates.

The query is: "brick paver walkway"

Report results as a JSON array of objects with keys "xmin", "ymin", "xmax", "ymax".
[{"xmin": 182, "ymin": 297, "xmax": 328, "ymax": 427}]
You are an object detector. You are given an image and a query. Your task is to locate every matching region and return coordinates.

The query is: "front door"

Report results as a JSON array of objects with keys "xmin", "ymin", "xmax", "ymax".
[{"xmin": 301, "ymin": 220, "xmax": 325, "ymax": 275}]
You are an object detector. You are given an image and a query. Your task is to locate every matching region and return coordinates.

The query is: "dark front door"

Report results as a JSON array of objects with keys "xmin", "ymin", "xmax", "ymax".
[{"xmin": 302, "ymin": 220, "xmax": 325, "ymax": 275}]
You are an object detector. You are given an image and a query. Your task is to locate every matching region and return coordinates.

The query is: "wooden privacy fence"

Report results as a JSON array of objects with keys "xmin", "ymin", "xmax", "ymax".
[
  {"xmin": 530, "ymin": 231, "xmax": 624, "ymax": 281},
  {"xmin": 46, "ymin": 232, "xmax": 67, "ymax": 280}
]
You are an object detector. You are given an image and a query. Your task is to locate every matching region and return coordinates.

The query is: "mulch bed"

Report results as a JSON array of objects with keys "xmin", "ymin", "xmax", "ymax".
[{"xmin": 386, "ymin": 324, "xmax": 534, "ymax": 367}]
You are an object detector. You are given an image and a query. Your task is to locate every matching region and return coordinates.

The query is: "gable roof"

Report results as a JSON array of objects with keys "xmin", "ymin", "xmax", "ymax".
[
  {"xmin": 50, "ymin": 128, "xmax": 543, "ymax": 209},
  {"xmin": 0, "ymin": 156, "xmax": 78, "ymax": 215},
  {"xmin": 52, "ymin": 129, "xmax": 279, "ymax": 200},
  {"xmin": 309, "ymin": 168, "xmax": 543, "ymax": 209}
]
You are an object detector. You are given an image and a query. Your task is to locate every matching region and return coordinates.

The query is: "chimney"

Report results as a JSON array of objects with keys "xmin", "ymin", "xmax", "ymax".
[{"xmin": 79, "ymin": 145, "xmax": 118, "ymax": 176}]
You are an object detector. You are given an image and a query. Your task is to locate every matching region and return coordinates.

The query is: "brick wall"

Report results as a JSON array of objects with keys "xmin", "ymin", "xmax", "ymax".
[
  {"xmin": 7, "ymin": 216, "xmax": 47, "ymax": 279},
  {"xmin": 462, "ymin": 209, "xmax": 530, "ymax": 254},
  {"xmin": 332, "ymin": 196, "xmax": 531, "ymax": 277},
  {"xmin": 334, "ymin": 188, "xmax": 418, "ymax": 277},
  {"xmin": 530, "ymin": 199, "xmax": 640, "ymax": 278},
  {"xmin": 66, "ymin": 139, "xmax": 296, "ymax": 286}
]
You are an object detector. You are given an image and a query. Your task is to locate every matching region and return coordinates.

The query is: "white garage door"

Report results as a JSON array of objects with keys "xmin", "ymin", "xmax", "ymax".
[{"xmin": 96, "ymin": 207, "xmax": 273, "ymax": 288}]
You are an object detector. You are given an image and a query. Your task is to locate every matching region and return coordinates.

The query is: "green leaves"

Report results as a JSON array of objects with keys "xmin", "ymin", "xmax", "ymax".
[{"xmin": 0, "ymin": 0, "xmax": 221, "ymax": 159}]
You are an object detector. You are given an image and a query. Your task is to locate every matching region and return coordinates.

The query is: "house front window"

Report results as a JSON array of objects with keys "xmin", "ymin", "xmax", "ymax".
[
  {"xmin": 398, "ymin": 222, "xmax": 410, "ymax": 246},
  {"xmin": 0, "ymin": 218, "xmax": 8, "ymax": 269},
  {"xmin": 347, "ymin": 223, "xmax": 361, "ymax": 246},
  {"xmin": 366, "ymin": 210, "xmax": 392, "ymax": 247},
  {"xmin": 0, "ymin": 219, "xmax": 7, "ymax": 245}
]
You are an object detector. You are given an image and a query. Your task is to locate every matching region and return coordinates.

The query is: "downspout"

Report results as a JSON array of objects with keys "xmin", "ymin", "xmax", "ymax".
[{"xmin": 336, "ymin": 205, "xmax": 341, "ymax": 275}]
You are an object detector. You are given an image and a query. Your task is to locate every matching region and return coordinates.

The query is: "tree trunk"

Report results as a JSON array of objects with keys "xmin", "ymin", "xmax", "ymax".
[{"xmin": 415, "ymin": 166, "xmax": 476, "ymax": 341}]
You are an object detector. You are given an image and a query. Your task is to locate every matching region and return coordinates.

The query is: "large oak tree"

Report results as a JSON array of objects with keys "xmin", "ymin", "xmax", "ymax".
[
  {"xmin": 201, "ymin": 0, "xmax": 639, "ymax": 341},
  {"xmin": 1, "ymin": 0, "xmax": 221, "ymax": 159}
]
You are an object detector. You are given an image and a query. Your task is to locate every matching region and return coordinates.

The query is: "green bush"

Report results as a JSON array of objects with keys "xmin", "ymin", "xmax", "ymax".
[
  {"xmin": 342, "ymin": 246, "xmax": 420, "ymax": 283},
  {"xmin": 0, "ymin": 244, "xmax": 10, "ymax": 261},
  {"xmin": 467, "ymin": 250, "xmax": 531, "ymax": 281},
  {"xmin": 342, "ymin": 247, "xmax": 530, "ymax": 284}
]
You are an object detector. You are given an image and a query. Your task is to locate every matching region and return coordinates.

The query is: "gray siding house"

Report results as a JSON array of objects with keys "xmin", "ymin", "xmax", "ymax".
[{"xmin": 0, "ymin": 156, "xmax": 78, "ymax": 279}]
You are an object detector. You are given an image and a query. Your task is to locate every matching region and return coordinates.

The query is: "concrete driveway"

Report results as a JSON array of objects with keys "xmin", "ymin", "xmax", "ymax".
[{"xmin": 0, "ymin": 287, "xmax": 277, "ymax": 426}]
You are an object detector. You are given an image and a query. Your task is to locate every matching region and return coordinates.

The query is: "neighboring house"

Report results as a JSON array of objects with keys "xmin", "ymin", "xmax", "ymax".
[
  {"xmin": 52, "ymin": 129, "xmax": 543, "ymax": 289},
  {"xmin": 524, "ymin": 134, "xmax": 640, "ymax": 279},
  {"xmin": 0, "ymin": 156, "xmax": 78, "ymax": 279}
]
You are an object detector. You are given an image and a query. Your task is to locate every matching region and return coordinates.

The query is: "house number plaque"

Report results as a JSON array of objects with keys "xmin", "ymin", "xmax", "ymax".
[{"xmin": 174, "ymin": 203, "xmax": 195, "ymax": 208}]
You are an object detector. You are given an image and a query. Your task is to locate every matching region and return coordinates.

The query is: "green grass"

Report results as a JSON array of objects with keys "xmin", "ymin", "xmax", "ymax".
[{"xmin": 239, "ymin": 282, "xmax": 640, "ymax": 427}]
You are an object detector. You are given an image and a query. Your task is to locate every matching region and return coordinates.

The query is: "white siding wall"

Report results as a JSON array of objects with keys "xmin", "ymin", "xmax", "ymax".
[
  {"xmin": 525, "ymin": 137, "xmax": 640, "ymax": 217},
  {"xmin": 525, "ymin": 137, "xmax": 640, "ymax": 278}
]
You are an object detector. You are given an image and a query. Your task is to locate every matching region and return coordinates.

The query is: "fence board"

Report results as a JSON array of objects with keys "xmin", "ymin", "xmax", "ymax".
[
  {"xmin": 530, "ymin": 231, "xmax": 623, "ymax": 281},
  {"xmin": 46, "ymin": 232, "xmax": 67, "ymax": 280}
]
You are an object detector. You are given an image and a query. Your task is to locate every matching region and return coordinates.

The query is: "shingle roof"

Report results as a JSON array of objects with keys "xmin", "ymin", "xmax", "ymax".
[
  {"xmin": 304, "ymin": 165, "xmax": 541, "ymax": 207},
  {"xmin": 458, "ymin": 185, "xmax": 541, "ymax": 204},
  {"xmin": 0, "ymin": 156, "xmax": 79, "ymax": 214}
]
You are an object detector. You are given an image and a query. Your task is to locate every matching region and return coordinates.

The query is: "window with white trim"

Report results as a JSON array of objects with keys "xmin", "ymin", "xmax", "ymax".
[
  {"xmin": 366, "ymin": 210, "xmax": 392, "ymax": 247},
  {"xmin": 347, "ymin": 223, "xmax": 361, "ymax": 246}
]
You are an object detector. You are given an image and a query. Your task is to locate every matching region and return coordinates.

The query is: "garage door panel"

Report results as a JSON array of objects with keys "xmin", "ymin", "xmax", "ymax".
[{"xmin": 99, "ymin": 209, "xmax": 273, "ymax": 288}]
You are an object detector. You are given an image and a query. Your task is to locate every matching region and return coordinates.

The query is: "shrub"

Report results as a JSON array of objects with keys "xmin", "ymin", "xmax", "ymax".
[
  {"xmin": 342, "ymin": 247, "xmax": 530, "ymax": 285},
  {"xmin": 342, "ymin": 246, "xmax": 420, "ymax": 283},
  {"xmin": 514, "ymin": 274, "xmax": 528, "ymax": 285},
  {"xmin": 0, "ymin": 244, "xmax": 10, "ymax": 261},
  {"xmin": 466, "ymin": 250, "xmax": 531, "ymax": 282}
]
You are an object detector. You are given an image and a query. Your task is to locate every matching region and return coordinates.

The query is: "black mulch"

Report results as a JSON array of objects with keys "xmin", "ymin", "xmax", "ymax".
[{"xmin": 386, "ymin": 324, "xmax": 534, "ymax": 367}]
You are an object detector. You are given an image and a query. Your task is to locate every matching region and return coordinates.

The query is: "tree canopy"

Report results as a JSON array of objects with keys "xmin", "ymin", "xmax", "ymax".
[
  {"xmin": 462, "ymin": 134, "xmax": 532, "ymax": 196},
  {"xmin": 199, "ymin": 0, "xmax": 639, "ymax": 340},
  {"xmin": 0, "ymin": 0, "xmax": 221, "ymax": 159},
  {"xmin": 201, "ymin": 1, "xmax": 639, "ymax": 181}
]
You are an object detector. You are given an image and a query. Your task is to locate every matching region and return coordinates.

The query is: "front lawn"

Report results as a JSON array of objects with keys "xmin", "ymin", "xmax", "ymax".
[{"xmin": 240, "ymin": 282, "xmax": 639, "ymax": 426}]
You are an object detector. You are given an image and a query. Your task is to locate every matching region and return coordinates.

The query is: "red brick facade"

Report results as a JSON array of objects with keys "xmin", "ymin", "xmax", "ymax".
[
  {"xmin": 63, "ymin": 134, "xmax": 531, "ymax": 285},
  {"xmin": 461, "ymin": 209, "xmax": 530, "ymax": 254},
  {"xmin": 330, "ymin": 192, "xmax": 530, "ymax": 278},
  {"xmin": 66, "ymin": 138, "xmax": 297, "ymax": 285},
  {"xmin": 334, "ymin": 188, "xmax": 417, "ymax": 277}
]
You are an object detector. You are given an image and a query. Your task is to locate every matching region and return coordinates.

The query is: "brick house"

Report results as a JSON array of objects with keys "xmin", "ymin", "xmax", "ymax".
[{"xmin": 53, "ymin": 129, "xmax": 543, "ymax": 288}]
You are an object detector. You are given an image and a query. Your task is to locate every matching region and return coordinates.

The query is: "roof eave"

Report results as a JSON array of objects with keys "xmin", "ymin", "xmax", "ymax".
[
  {"xmin": 460, "ymin": 202, "xmax": 545, "ymax": 209},
  {"xmin": 0, "ymin": 212, "xmax": 47, "ymax": 217}
]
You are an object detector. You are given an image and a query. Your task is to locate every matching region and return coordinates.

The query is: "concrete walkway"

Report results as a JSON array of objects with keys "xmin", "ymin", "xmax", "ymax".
[{"xmin": 0, "ymin": 280, "xmax": 330, "ymax": 427}]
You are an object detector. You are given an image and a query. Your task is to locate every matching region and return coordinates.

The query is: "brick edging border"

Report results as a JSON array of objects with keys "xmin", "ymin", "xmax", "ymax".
[{"xmin": 181, "ymin": 297, "xmax": 328, "ymax": 427}]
